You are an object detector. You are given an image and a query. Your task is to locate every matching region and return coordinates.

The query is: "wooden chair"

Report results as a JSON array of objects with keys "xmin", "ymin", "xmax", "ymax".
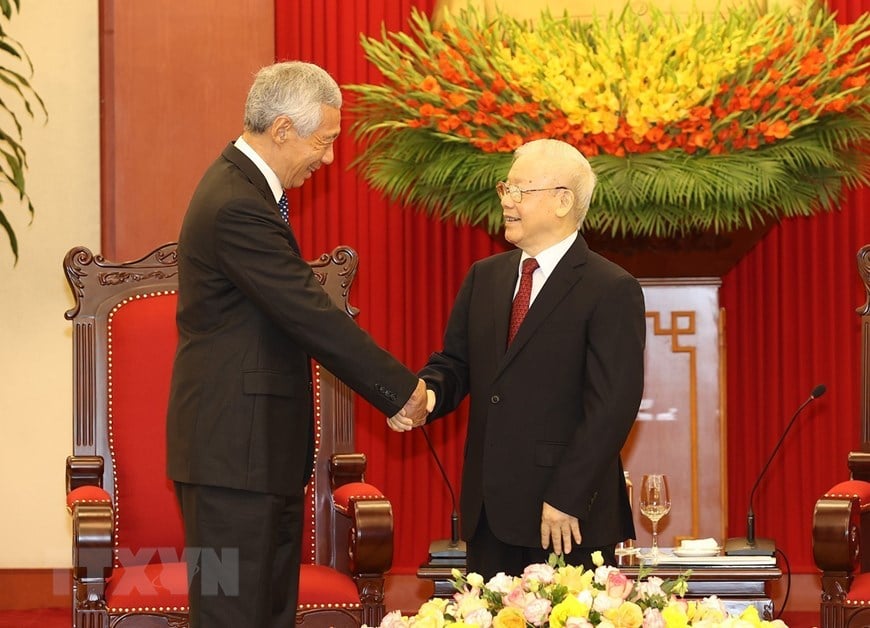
[
  {"xmin": 64, "ymin": 243, "xmax": 393, "ymax": 628},
  {"xmin": 813, "ymin": 243, "xmax": 870, "ymax": 628}
]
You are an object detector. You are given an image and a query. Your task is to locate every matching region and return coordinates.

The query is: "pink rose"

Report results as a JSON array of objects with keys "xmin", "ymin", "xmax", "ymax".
[
  {"xmin": 523, "ymin": 597, "xmax": 552, "ymax": 626},
  {"xmin": 522, "ymin": 563, "xmax": 556, "ymax": 586},
  {"xmin": 642, "ymin": 607, "xmax": 666, "ymax": 628},
  {"xmin": 504, "ymin": 586, "xmax": 529, "ymax": 609},
  {"xmin": 605, "ymin": 570, "xmax": 634, "ymax": 600}
]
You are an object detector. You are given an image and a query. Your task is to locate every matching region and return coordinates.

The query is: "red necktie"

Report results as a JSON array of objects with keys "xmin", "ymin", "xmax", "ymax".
[
  {"xmin": 278, "ymin": 192, "xmax": 289, "ymax": 223},
  {"xmin": 508, "ymin": 258, "xmax": 539, "ymax": 345}
]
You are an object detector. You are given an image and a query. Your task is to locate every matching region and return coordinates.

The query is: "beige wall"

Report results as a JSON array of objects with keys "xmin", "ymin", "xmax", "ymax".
[{"xmin": 0, "ymin": 1, "xmax": 100, "ymax": 567}]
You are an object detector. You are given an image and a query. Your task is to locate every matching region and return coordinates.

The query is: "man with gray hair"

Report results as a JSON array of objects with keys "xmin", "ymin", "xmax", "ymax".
[
  {"xmin": 392, "ymin": 139, "xmax": 645, "ymax": 579},
  {"xmin": 167, "ymin": 61, "xmax": 428, "ymax": 627}
]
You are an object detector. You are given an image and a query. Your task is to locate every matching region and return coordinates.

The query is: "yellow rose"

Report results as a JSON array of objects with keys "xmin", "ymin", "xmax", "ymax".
[
  {"xmin": 492, "ymin": 607, "xmax": 526, "ymax": 628},
  {"xmin": 660, "ymin": 603, "xmax": 690, "ymax": 628},
  {"xmin": 416, "ymin": 598, "xmax": 449, "ymax": 626},
  {"xmin": 591, "ymin": 552, "xmax": 604, "ymax": 568},
  {"xmin": 602, "ymin": 600, "xmax": 644, "ymax": 628},
  {"xmin": 550, "ymin": 596, "xmax": 590, "ymax": 628}
]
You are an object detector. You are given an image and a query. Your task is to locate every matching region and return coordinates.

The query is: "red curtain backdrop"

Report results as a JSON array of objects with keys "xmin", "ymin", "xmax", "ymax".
[
  {"xmin": 722, "ymin": 0, "xmax": 870, "ymax": 573},
  {"xmin": 275, "ymin": 0, "xmax": 869, "ymax": 574}
]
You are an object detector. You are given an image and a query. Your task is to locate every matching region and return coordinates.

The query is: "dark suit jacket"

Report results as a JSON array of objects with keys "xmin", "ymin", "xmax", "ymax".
[
  {"xmin": 167, "ymin": 143, "xmax": 418, "ymax": 496},
  {"xmin": 420, "ymin": 235, "xmax": 645, "ymax": 548}
]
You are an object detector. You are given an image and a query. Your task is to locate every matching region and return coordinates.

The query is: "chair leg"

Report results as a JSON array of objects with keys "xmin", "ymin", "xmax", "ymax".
[
  {"xmin": 357, "ymin": 576, "xmax": 387, "ymax": 627},
  {"xmin": 74, "ymin": 607, "xmax": 110, "ymax": 628}
]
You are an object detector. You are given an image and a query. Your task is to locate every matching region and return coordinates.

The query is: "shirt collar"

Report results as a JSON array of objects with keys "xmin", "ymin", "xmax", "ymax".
[
  {"xmin": 234, "ymin": 136, "xmax": 284, "ymax": 204},
  {"xmin": 520, "ymin": 231, "xmax": 578, "ymax": 278}
]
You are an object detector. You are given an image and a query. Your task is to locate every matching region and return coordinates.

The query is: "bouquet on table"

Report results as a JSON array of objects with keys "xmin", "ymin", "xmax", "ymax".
[{"xmin": 371, "ymin": 553, "xmax": 787, "ymax": 628}]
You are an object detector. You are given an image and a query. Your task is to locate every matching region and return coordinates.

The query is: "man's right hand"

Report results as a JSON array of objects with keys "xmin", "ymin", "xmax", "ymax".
[{"xmin": 386, "ymin": 379, "xmax": 427, "ymax": 431}]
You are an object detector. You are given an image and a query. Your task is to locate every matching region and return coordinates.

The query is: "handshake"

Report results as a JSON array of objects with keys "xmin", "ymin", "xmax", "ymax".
[{"xmin": 386, "ymin": 379, "xmax": 435, "ymax": 432}]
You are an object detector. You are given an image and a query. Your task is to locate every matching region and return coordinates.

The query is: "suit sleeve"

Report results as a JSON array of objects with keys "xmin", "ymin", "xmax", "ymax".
[
  {"xmin": 418, "ymin": 266, "xmax": 475, "ymax": 417},
  {"xmin": 544, "ymin": 272, "xmax": 646, "ymax": 519},
  {"xmin": 211, "ymin": 197, "xmax": 418, "ymax": 417}
]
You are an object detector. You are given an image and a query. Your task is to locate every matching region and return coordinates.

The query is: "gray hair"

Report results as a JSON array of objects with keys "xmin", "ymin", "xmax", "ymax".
[
  {"xmin": 514, "ymin": 139, "xmax": 596, "ymax": 228},
  {"xmin": 243, "ymin": 61, "xmax": 342, "ymax": 137}
]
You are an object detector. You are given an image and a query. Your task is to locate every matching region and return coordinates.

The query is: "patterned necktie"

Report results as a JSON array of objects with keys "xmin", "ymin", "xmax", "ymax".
[
  {"xmin": 508, "ymin": 257, "xmax": 539, "ymax": 345},
  {"xmin": 278, "ymin": 192, "xmax": 289, "ymax": 224}
]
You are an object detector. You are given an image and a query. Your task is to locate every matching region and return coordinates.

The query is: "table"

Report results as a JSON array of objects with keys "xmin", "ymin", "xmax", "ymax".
[
  {"xmin": 418, "ymin": 548, "xmax": 782, "ymax": 620},
  {"xmin": 617, "ymin": 549, "xmax": 782, "ymax": 620}
]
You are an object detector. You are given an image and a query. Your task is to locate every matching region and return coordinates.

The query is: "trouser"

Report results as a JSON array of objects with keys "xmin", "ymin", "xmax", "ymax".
[{"xmin": 175, "ymin": 482, "xmax": 304, "ymax": 628}]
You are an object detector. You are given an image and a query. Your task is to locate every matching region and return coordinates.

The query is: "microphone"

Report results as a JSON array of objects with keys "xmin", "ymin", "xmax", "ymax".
[
  {"xmin": 724, "ymin": 384, "xmax": 827, "ymax": 556},
  {"xmin": 420, "ymin": 426, "xmax": 466, "ymax": 559}
]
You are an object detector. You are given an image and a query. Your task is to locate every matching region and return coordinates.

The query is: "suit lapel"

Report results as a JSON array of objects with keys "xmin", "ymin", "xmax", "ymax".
[
  {"xmin": 497, "ymin": 235, "xmax": 589, "ymax": 375},
  {"xmin": 221, "ymin": 143, "xmax": 302, "ymax": 255}
]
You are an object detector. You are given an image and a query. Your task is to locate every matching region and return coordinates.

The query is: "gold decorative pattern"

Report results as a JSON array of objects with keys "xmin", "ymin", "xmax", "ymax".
[{"xmin": 646, "ymin": 310, "xmax": 700, "ymax": 537}]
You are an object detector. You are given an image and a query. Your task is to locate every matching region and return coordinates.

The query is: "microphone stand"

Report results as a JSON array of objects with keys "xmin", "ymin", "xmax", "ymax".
[
  {"xmin": 421, "ymin": 426, "xmax": 466, "ymax": 559},
  {"xmin": 724, "ymin": 385, "xmax": 826, "ymax": 556}
]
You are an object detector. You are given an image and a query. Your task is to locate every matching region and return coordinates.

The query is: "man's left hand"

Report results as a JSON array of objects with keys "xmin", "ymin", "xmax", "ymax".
[{"xmin": 541, "ymin": 502, "xmax": 582, "ymax": 555}]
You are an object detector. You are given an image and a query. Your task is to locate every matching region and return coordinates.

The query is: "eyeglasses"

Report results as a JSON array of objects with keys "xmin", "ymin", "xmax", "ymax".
[{"xmin": 496, "ymin": 181, "xmax": 568, "ymax": 203}]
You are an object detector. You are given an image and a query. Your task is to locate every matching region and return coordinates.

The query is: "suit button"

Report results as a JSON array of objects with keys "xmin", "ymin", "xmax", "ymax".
[{"xmin": 490, "ymin": 395, "xmax": 500, "ymax": 404}]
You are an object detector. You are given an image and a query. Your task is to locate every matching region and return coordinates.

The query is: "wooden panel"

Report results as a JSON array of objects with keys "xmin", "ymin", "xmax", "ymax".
[
  {"xmin": 622, "ymin": 279, "xmax": 725, "ymax": 547},
  {"xmin": 100, "ymin": 0, "xmax": 274, "ymax": 260}
]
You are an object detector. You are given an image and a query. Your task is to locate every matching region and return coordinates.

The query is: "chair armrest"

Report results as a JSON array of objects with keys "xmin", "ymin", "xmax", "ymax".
[
  {"xmin": 66, "ymin": 455, "xmax": 104, "ymax": 492},
  {"xmin": 329, "ymin": 453, "xmax": 367, "ymax": 489},
  {"xmin": 813, "ymin": 480, "xmax": 870, "ymax": 573},
  {"xmin": 333, "ymin": 482, "xmax": 394, "ymax": 576},
  {"xmin": 67, "ymin": 484, "xmax": 114, "ymax": 604},
  {"xmin": 849, "ymin": 452, "xmax": 870, "ymax": 482}
]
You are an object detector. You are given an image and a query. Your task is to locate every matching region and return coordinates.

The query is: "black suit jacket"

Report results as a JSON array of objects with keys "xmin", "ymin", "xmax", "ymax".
[
  {"xmin": 420, "ymin": 235, "xmax": 645, "ymax": 548},
  {"xmin": 167, "ymin": 143, "xmax": 418, "ymax": 496}
]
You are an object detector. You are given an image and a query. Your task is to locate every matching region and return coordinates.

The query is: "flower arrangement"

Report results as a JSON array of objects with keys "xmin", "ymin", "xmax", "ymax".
[
  {"xmin": 371, "ymin": 553, "xmax": 788, "ymax": 627},
  {"xmin": 346, "ymin": 1, "xmax": 870, "ymax": 237}
]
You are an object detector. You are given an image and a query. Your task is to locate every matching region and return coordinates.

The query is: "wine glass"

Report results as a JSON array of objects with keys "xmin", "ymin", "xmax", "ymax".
[{"xmin": 639, "ymin": 474, "xmax": 671, "ymax": 560}]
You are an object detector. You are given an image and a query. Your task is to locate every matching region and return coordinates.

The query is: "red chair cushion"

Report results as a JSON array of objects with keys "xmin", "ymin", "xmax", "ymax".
[
  {"xmin": 103, "ymin": 562, "xmax": 361, "ymax": 612},
  {"xmin": 333, "ymin": 482, "xmax": 385, "ymax": 514},
  {"xmin": 846, "ymin": 573, "xmax": 870, "ymax": 604},
  {"xmin": 108, "ymin": 294, "xmax": 185, "ymax": 565},
  {"xmin": 297, "ymin": 564, "xmax": 361, "ymax": 608},
  {"xmin": 67, "ymin": 485, "xmax": 111, "ymax": 509},
  {"xmin": 826, "ymin": 480, "xmax": 870, "ymax": 506},
  {"xmin": 105, "ymin": 561, "xmax": 189, "ymax": 612}
]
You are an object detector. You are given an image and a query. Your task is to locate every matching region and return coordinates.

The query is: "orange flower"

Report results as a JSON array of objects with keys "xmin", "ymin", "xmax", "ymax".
[
  {"xmin": 472, "ymin": 111, "xmax": 495, "ymax": 125},
  {"xmin": 499, "ymin": 103, "xmax": 517, "ymax": 119},
  {"xmin": 445, "ymin": 92, "xmax": 470, "ymax": 108},
  {"xmin": 644, "ymin": 126, "xmax": 665, "ymax": 143},
  {"xmin": 491, "ymin": 75, "xmax": 507, "ymax": 94},
  {"xmin": 478, "ymin": 91, "xmax": 498, "ymax": 113},
  {"xmin": 496, "ymin": 133, "xmax": 524, "ymax": 152},
  {"xmin": 764, "ymin": 119, "xmax": 790, "ymax": 139},
  {"xmin": 799, "ymin": 48, "xmax": 826, "ymax": 76},
  {"xmin": 420, "ymin": 76, "xmax": 441, "ymax": 94}
]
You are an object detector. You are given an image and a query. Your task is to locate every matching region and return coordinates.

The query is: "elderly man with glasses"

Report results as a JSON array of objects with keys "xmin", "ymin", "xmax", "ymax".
[{"xmin": 391, "ymin": 138, "xmax": 646, "ymax": 579}]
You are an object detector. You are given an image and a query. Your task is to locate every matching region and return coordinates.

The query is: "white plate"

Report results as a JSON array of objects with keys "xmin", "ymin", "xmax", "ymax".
[{"xmin": 672, "ymin": 546, "xmax": 722, "ymax": 557}]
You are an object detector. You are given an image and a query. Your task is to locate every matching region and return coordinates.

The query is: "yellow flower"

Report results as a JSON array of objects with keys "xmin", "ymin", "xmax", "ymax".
[
  {"xmin": 492, "ymin": 606, "xmax": 526, "ymax": 628},
  {"xmin": 549, "ymin": 595, "xmax": 590, "ymax": 628},
  {"xmin": 416, "ymin": 598, "xmax": 449, "ymax": 627},
  {"xmin": 660, "ymin": 602, "xmax": 690, "ymax": 627},
  {"xmin": 553, "ymin": 563, "xmax": 593, "ymax": 594},
  {"xmin": 466, "ymin": 572, "xmax": 485, "ymax": 589},
  {"xmin": 738, "ymin": 604, "xmax": 765, "ymax": 626},
  {"xmin": 602, "ymin": 600, "xmax": 644, "ymax": 628}
]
